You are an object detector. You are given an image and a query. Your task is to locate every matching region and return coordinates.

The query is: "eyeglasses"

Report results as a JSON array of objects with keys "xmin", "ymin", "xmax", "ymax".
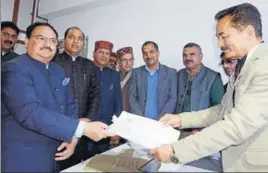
[
  {"xmin": 31, "ymin": 35, "xmax": 58, "ymax": 45},
  {"xmin": 220, "ymin": 59, "xmax": 238, "ymax": 65},
  {"xmin": 2, "ymin": 32, "xmax": 18, "ymax": 40},
  {"xmin": 120, "ymin": 58, "xmax": 134, "ymax": 63}
]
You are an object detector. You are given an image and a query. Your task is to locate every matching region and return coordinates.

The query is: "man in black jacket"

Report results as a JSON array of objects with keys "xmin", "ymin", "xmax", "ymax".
[
  {"xmin": 220, "ymin": 52, "xmax": 237, "ymax": 92},
  {"xmin": 1, "ymin": 21, "xmax": 20, "ymax": 65},
  {"xmin": 53, "ymin": 26, "xmax": 100, "ymax": 170}
]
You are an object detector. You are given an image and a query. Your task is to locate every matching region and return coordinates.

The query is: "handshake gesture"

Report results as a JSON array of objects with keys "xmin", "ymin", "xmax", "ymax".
[
  {"xmin": 55, "ymin": 118, "xmax": 113, "ymax": 161},
  {"xmin": 80, "ymin": 118, "xmax": 113, "ymax": 142}
]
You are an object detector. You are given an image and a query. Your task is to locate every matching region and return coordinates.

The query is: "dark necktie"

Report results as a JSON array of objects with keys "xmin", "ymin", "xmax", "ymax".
[
  {"xmin": 234, "ymin": 55, "xmax": 247, "ymax": 80},
  {"xmin": 233, "ymin": 55, "xmax": 247, "ymax": 107}
]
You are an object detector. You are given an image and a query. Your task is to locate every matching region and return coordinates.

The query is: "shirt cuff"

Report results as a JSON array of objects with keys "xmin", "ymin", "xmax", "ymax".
[{"xmin": 73, "ymin": 121, "xmax": 85, "ymax": 138}]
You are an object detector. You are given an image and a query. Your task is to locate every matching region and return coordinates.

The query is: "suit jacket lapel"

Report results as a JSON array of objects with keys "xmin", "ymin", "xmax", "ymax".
[
  {"xmin": 157, "ymin": 64, "xmax": 166, "ymax": 98},
  {"xmin": 142, "ymin": 67, "xmax": 148, "ymax": 96},
  {"xmin": 234, "ymin": 47, "xmax": 261, "ymax": 87}
]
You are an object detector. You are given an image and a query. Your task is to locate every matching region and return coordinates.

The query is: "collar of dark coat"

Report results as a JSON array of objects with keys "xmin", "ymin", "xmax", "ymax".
[
  {"xmin": 61, "ymin": 51, "xmax": 82, "ymax": 61},
  {"xmin": 26, "ymin": 53, "xmax": 51, "ymax": 72}
]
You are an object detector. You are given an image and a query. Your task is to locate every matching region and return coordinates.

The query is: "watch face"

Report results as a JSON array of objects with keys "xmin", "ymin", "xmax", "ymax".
[{"xmin": 171, "ymin": 155, "xmax": 179, "ymax": 164}]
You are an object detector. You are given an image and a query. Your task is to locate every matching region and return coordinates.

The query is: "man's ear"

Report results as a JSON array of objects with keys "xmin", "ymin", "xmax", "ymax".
[{"xmin": 245, "ymin": 25, "xmax": 255, "ymax": 39}]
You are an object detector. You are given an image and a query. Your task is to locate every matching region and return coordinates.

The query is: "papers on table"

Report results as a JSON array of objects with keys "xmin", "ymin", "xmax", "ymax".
[{"xmin": 107, "ymin": 111, "xmax": 180, "ymax": 149}]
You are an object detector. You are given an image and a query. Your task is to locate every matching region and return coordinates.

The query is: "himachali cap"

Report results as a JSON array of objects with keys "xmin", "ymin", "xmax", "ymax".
[
  {"xmin": 116, "ymin": 46, "xmax": 133, "ymax": 58},
  {"xmin": 94, "ymin": 40, "xmax": 113, "ymax": 52}
]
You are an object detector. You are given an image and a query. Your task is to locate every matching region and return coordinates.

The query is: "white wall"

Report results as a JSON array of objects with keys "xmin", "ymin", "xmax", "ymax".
[
  {"xmin": 3, "ymin": 0, "xmax": 266, "ymax": 83},
  {"xmin": 1, "ymin": 0, "xmax": 14, "ymax": 21},
  {"xmin": 47, "ymin": 0, "xmax": 268, "ymax": 83}
]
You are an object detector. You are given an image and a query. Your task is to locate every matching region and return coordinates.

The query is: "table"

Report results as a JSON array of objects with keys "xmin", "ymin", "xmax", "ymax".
[{"xmin": 61, "ymin": 144, "xmax": 212, "ymax": 172}]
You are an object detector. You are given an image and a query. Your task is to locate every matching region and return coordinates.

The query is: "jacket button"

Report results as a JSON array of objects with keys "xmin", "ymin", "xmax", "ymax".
[
  {"xmin": 59, "ymin": 105, "xmax": 63, "ymax": 109},
  {"xmin": 54, "ymin": 88, "xmax": 59, "ymax": 92}
]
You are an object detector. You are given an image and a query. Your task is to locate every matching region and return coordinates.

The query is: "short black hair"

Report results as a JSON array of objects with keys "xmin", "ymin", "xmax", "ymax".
[
  {"xmin": 1, "ymin": 21, "xmax": 20, "ymax": 35},
  {"xmin": 142, "ymin": 41, "xmax": 159, "ymax": 51},
  {"xmin": 64, "ymin": 26, "xmax": 85, "ymax": 39},
  {"xmin": 183, "ymin": 42, "xmax": 202, "ymax": 53},
  {"xmin": 215, "ymin": 3, "xmax": 262, "ymax": 38},
  {"xmin": 26, "ymin": 22, "xmax": 58, "ymax": 39}
]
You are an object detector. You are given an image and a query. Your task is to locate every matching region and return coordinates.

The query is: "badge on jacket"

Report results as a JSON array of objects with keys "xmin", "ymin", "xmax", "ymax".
[
  {"xmin": 62, "ymin": 78, "xmax": 70, "ymax": 86},
  {"xmin": 110, "ymin": 84, "xmax": 113, "ymax": 90}
]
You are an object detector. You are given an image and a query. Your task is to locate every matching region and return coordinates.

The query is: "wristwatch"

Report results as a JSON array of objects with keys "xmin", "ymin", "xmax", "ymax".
[{"xmin": 170, "ymin": 145, "xmax": 179, "ymax": 164}]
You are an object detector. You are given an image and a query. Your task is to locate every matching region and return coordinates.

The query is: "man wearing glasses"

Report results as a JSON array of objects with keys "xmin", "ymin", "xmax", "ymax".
[
  {"xmin": 53, "ymin": 27, "xmax": 100, "ymax": 170},
  {"xmin": 1, "ymin": 21, "xmax": 20, "ymax": 64},
  {"xmin": 220, "ymin": 52, "xmax": 238, "ymax": 92},
  {"xmin": 1, "ymin": 22, "xmax": 112, "ymax": 172},
  {"xmin": 117, "ymin": 46, "xmax": 134, "ymax": 112}
]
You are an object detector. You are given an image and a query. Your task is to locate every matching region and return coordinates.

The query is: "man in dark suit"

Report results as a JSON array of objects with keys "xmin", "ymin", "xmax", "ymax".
[
  {"xmin": 93, "ymin": 40, "xmax": 123, "ymax": 152},
  {"xmin": 128, "ymin": 41, "xmax": 177, "ymax": 120},
  {"xmin": 1, "ymin": 22, "xmax": 111, "ymax": 172},
  {"xmin": 1, "ymin": 21, "xmax": 20, "ymax": 64},
  {"xmin": 53, "ymin": 27, "xmax": 100, "ymax": 170},
  {"xmin": 220, "ymin": 52, "xmax": 237, "ymax": 92}
]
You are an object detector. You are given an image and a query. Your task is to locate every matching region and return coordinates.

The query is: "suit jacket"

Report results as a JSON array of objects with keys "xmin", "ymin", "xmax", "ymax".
[
  {"xmin": 128, "ymin": 64, "xmax": 177, "ymax": 119},
  {"xmin": 1, "ymin": 54, "xmax": 79, "ymax": 172},
  {"xmin": 95, "ymin": 66, "xmax": 122, "ymax": 125},
  {"xmin": 54, "ymin": 51, "xmax": 100, "ymax": 120},
  {"xmin": 172, "ymin": 43, "xmax": 268, "ymax": 171},
  {"xmin": 1, "ymin": 50, "xmax": 19, "ymax": 65}
]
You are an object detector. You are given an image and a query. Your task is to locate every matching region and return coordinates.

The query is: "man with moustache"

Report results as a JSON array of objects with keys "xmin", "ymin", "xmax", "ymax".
[
  {"xmin": 1, "ymin": 21, "xmax": 20, "ymax": 64},
  {"xmin": 117, "ymin": 46, "xmax": 134, "ymax": 112},
  {"xmin": 93, "ymin": 40, "xmax": 123, "ymax": 152},
  {"xmin": 150, "ymin": 3, "xmax": 268, "ymax": 172},
  {"xmin": 1, "ymin": 22, "xmax": 112, "ymax": 172},
  {"xmin": 128, "ymin": 41, "xmax": 177, "ymax": 120},
  {"xmin": 53, "ymin": 27, "xmax": 100, "ymax": 169},
  {"xmin": 176, "ymin": 42, "xmax": 224, "ymax": 139},
  {"xmin": 220, "ymin": 52, "xmax": 238, "ymax": 92},
  {"xmin": 172, "ymin": 43, "xmax": 224, "ymax": 171}
]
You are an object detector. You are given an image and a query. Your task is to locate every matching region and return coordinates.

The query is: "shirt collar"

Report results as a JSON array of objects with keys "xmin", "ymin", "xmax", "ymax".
[
  {"xmin": 64, "ymin": 51, "xmax": 78, "ymax": 61},
  {"xmin": 26, "ymin": 53, "xmax": 50, "ymax": 70},
  {"xmin": 245, "ymin": 43, "xmax": 261, "ymax": 64},
  {"xmin": 145, "ymin": 63, "xmax": 159, "ymax": 73}
]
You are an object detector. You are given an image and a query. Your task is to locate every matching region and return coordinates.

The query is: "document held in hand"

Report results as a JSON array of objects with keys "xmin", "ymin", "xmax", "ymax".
[{"xmin": 107, "ymin": 111, "xmax": 180, "ymax": 149}]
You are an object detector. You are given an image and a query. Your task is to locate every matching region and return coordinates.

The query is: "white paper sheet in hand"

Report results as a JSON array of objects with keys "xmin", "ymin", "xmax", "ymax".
[{"xmin": 107, "ymin": 111, "xmax": 180, "ymax": 149}]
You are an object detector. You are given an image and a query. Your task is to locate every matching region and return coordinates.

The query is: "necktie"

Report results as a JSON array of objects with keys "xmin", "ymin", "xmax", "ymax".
[{"xmin": 233, "ymin": 55, "xmax": 247, "ymax": 107}]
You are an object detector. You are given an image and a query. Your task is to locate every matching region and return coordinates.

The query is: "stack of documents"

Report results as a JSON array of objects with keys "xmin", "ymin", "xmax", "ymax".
[{"xmin": 107, "ymin": 111, "xmax": 180, "ymax": 149}]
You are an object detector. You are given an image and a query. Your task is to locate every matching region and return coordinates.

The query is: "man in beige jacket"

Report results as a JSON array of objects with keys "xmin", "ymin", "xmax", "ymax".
[{"xmin": 150, "ymin": 3, "xmax": 268, "ymax": 172}]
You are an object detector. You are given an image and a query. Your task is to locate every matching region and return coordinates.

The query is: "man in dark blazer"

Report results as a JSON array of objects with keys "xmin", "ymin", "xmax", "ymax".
[
  {"xmin": 128, "ymin": 41, "xmax": 177, "ymax": 120},
  {"xmin": 93, "ymin": 40, "xmax": 123, "ymax": 152},
  {"xmin": 1, "ymin": 21, "xmax": 20, "ymax": 64},
  {"xmin": 1, "ymin": 22, "xmax": 111, "ymax": 172},
  {"xmin": 53, "ymin": 27, "xmax": 100, "ymax": 169},
  {"xmin": 220, "ymin": 52, "xmax": 237, "ymax": 92}
]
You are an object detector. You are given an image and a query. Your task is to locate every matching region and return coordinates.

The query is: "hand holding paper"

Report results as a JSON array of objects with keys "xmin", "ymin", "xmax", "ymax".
[{"xmin": 107, "ymin": 111, "xmax": 180, "ymax": 149}]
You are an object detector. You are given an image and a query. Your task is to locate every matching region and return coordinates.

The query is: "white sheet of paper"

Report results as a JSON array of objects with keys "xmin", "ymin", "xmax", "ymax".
[{"xmin": 107, "ymin": 111, "xmax": 180, "ymax": 149}]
